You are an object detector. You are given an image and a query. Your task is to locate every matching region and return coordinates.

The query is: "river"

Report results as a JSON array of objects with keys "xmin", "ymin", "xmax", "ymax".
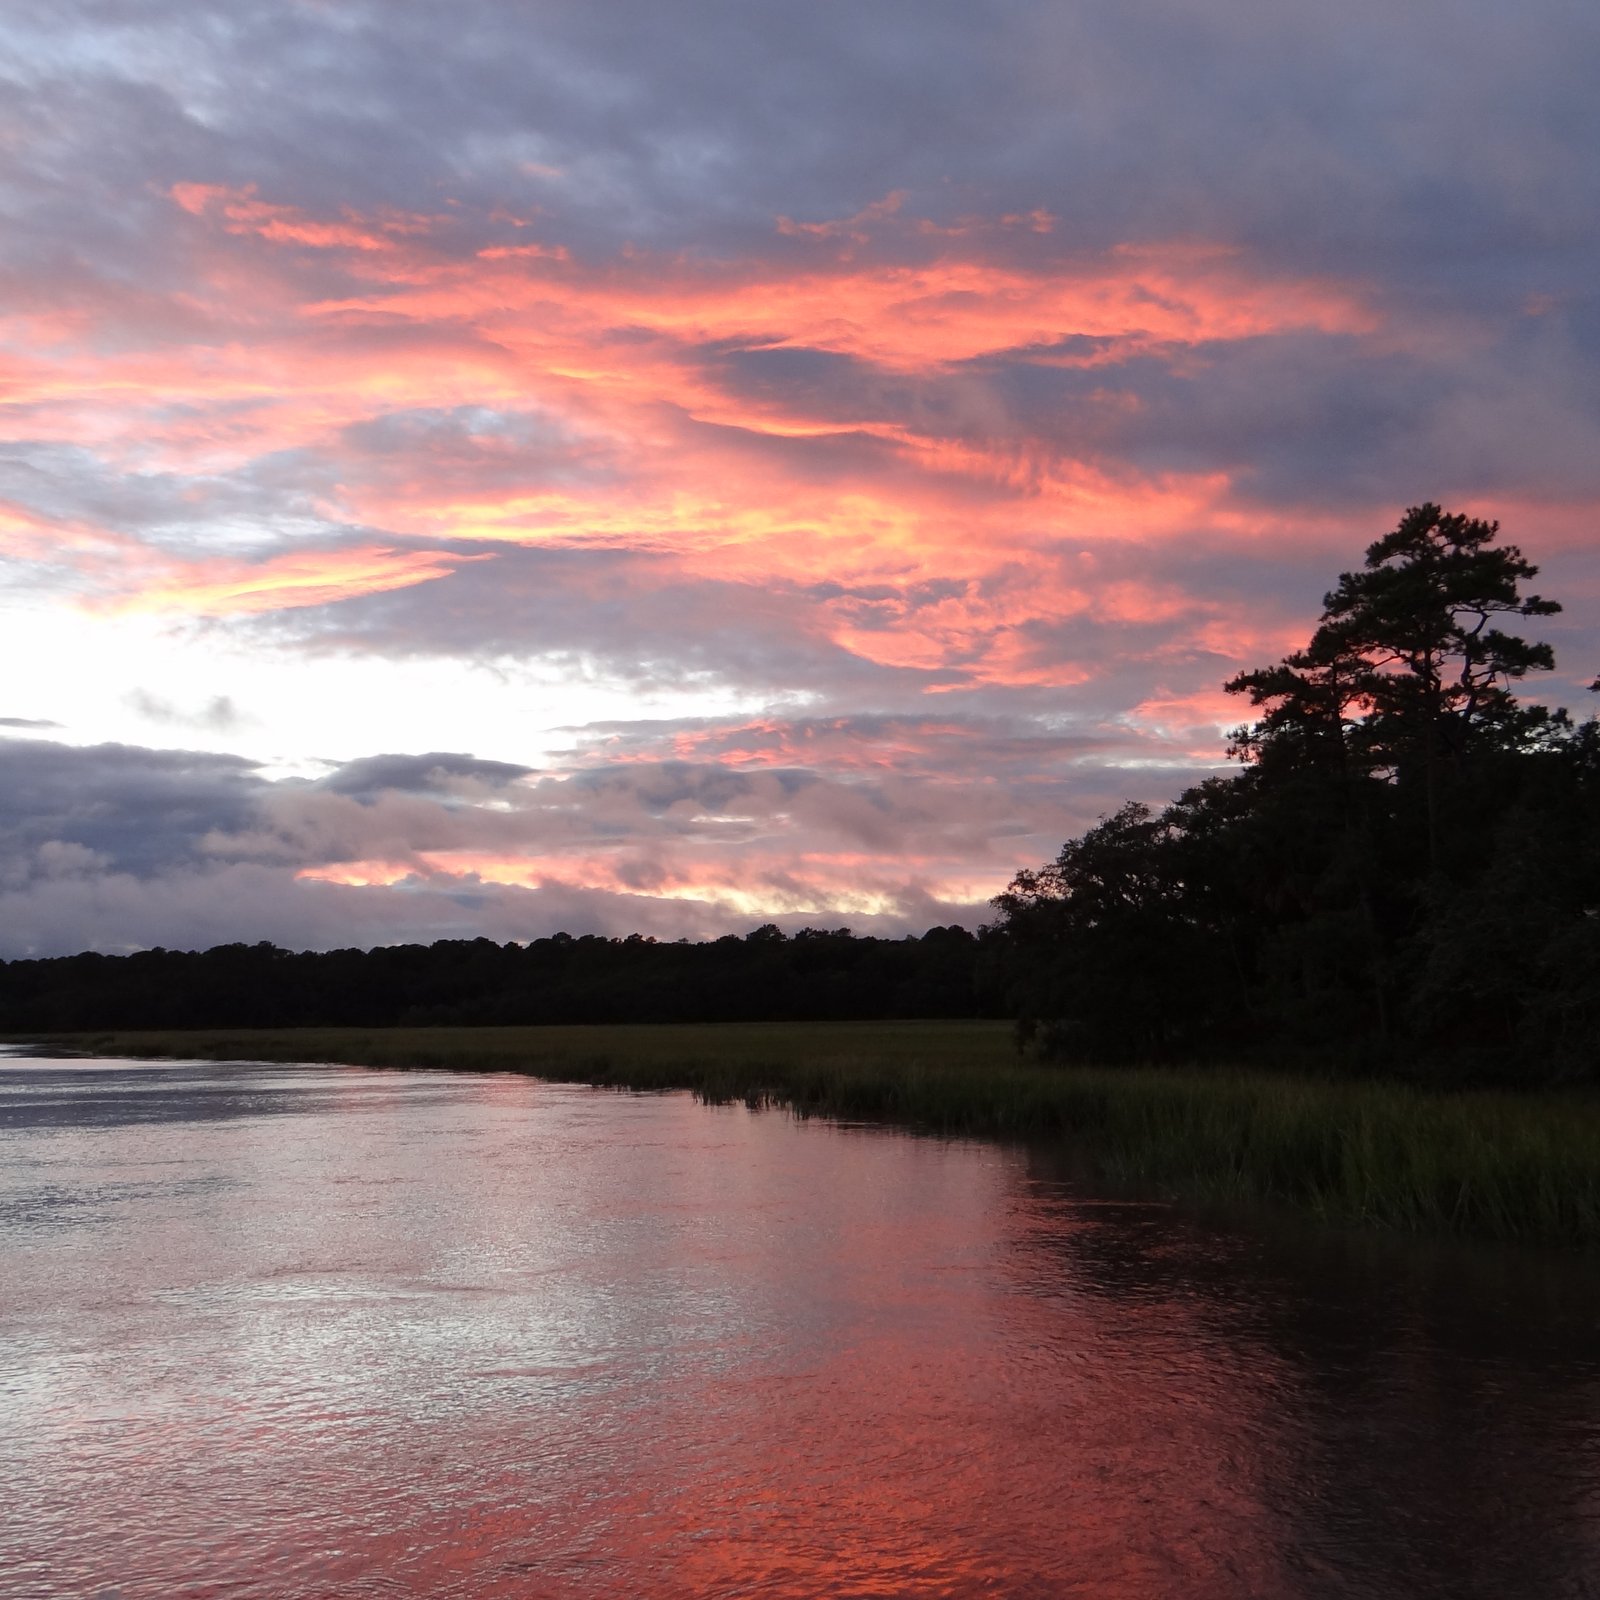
[{"xmin": 2, "ymin": 1052, "xmax": 1599, "ymax": 1599}]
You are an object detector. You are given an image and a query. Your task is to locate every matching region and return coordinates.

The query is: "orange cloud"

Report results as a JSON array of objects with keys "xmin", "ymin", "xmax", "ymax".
[
  {"xmin": 298, "ymin": 234, "xmax": 1373, "ymax": 376},
  {"xmin": 3, "ymin": 185, "xmax": 1393, "ymax": 685},
  {"xmin": 295, "ymin": 849, "xmax": 1001, "ymax": 920},
  {"xmin": 171, "ymin": 183, "xmax": 414, "ymax": 252},
  {"xmin": 96, "ymin": 545, "xmax": 479, "ymax": 617},
  {"xmin": 0, "ymin": 498, "xmax": 135, "ymax": 564}
]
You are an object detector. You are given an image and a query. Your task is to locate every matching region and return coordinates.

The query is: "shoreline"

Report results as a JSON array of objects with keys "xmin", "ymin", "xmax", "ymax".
[{"xmin": 9, "ymin": 1020, "xmax": 1600, "ymax": 1247}]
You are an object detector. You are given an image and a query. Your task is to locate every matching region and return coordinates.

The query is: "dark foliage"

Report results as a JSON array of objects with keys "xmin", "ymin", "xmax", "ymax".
[
  {"xmin": 0, "ymin": 923, "xmax": 1005, "ymax": 1032},
  {"xmin": 993, "ymin": 505, "xmax": 1600, "ymax": 1082}
]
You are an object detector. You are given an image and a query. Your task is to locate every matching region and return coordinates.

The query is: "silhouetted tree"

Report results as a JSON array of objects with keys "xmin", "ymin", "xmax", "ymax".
[
  {"xmin": 1231, "ymin": 503, "xmax": 1562, "ymax": 869},
  {"xmin": 994, "ymin": 504, "xmax": 1595, "ymax": 1081}
]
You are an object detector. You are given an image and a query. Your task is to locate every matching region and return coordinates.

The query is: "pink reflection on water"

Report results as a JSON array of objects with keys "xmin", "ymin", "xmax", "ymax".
[{"xmin": 1, "ymin": 1058, "xmax": 1597, "ymax": 1599}]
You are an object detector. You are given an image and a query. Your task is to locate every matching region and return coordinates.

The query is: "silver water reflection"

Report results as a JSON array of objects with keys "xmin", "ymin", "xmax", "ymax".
[{"xmin": 3, "ymin": 1054, "xmax": 1599, "ymax": 1599}]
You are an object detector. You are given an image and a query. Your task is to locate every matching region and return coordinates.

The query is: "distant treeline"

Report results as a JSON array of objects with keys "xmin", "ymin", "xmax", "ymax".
[
  {"xmin": 0, "ymin": 924, "xmax": 1003, "ymax": 1032},
  {"xmin": 992, "ymin": 505, "xmax": 1600, "ymax": 1083}
]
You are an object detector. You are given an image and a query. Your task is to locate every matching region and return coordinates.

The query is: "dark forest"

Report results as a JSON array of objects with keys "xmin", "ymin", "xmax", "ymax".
[{"xmin": 0, "ymin": 924, "xmax": 998, "ymax": 1032}]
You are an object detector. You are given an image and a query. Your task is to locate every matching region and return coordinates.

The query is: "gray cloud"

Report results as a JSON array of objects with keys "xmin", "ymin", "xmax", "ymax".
[
  {"xmin": 0, "ymin": 860, "xmax": 983, "ymax": 960},
  {"xmin": 335, "ymin": 406, "xmax": 619, "ymax": 496},
  {"xmin": 0, "ymin": 739, "xmax": 265, "ymax": 882},
  {"xmin": 126, "ymin": 691, "xmax": 245, "ymax": 733},
  {"xmin": 7, "ymin": 1, "xmax": 1597, "ymax": 270},
  {"xmin": 318, "ymin": 751, "xmax": 535, "ymax": 799},
  {"xmin": 0, "ymin": 441, "xmax": 381, "ymax": 569},
  {"xmin": 272, "ymin": 546, "xmax": 912, "ymax": 700},
  {"xmin": 0, "ymin": 726, "xmax": 1215, "ymax": 955}
]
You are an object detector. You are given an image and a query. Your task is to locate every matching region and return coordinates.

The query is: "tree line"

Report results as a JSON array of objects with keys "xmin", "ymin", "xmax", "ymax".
[
  {"xmin": 990, "ymin": 505, "xmax": 1600, "ymax": 1082},
  {"xmin": 0, "ymin": 924, "xmax": 1001, "ymax": 1032}
]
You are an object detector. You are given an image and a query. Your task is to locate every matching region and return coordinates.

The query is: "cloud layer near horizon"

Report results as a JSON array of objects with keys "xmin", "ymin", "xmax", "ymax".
[{"xmin": 2, "ymin": 1, "xmax": 1598, "ymax": 954}]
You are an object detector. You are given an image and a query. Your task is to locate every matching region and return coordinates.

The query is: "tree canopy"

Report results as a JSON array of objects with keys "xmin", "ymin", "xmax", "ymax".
[{"xmin": 993, "ymin": 505, "xmax": 1599, "ymax": 1081}]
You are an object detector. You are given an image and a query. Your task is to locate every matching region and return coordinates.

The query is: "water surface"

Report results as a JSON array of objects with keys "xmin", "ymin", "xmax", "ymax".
[{"xmin": 3, "ymin": 1053, "xmax": 1599, "ymax": 1599}]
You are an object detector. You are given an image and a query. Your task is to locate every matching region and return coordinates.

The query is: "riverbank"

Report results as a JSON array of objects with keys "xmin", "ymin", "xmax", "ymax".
[{"xmin": 14, "ymin": 1021, "xmax": 1600, "ymax": 1245}]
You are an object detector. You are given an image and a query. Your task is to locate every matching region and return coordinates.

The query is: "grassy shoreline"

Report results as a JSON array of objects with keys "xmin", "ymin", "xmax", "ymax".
[{"xmin": 14, "ymin": 1020, "xmax": 1600, "ymax": 1246}]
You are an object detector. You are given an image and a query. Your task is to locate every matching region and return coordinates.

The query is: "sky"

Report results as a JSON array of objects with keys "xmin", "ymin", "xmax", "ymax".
[{"xmin": 2, "ymin": 0, "xmax": 1598, "ymax": 957}]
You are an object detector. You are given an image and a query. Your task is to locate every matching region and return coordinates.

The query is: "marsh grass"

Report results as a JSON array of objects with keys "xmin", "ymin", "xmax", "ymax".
[{"xmin": 24, "ymin": 1020, "xmax": 1600, "ymax": 1245}]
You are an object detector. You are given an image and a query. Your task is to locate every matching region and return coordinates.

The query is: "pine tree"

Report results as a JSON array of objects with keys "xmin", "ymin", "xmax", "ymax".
[{"xmin": 1229, "ymin": 503, "xmax": 1561, "ymax": 867}]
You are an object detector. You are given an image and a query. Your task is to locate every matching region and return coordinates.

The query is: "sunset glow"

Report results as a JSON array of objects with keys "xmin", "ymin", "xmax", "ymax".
[{"xmin": 2, "ymin": 2, "xmax": 1596, "ymax": 954}]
